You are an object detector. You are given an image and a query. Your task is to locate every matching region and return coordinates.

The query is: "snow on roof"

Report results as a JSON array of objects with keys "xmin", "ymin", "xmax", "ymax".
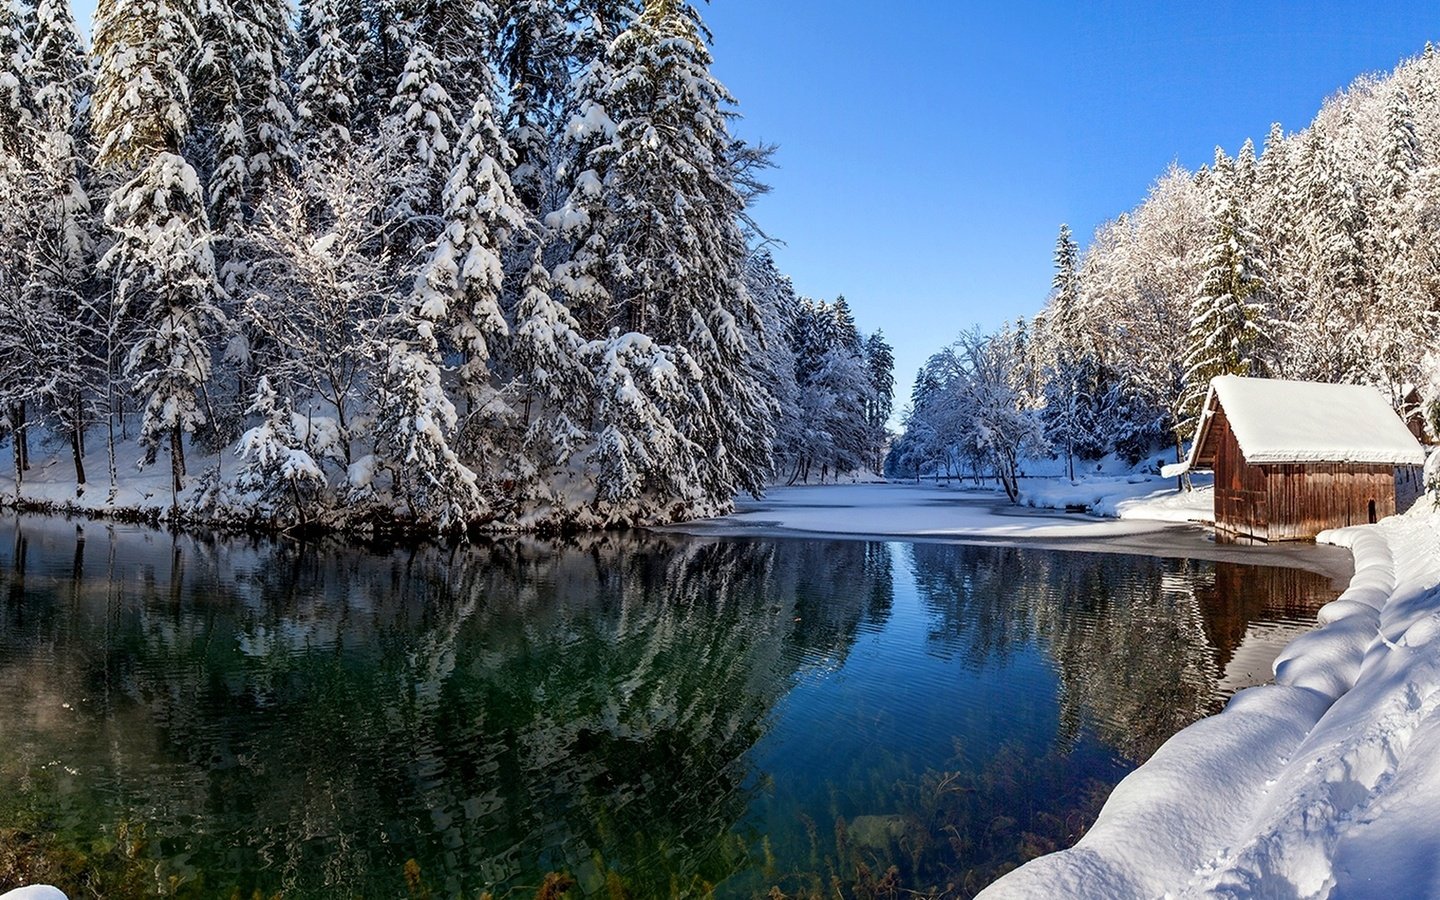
[{"xmin": 1186, "ymin": 375, "xmax": 1425, "ymax": 469}]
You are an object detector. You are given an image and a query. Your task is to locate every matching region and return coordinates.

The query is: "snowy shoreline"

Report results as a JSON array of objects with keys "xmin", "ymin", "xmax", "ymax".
[
  {"xmin": 980, "ymin": 500, "xmax": 1440, "ymax": 898},
  {"xmin": 666, "ymin": 481, "xmax": 1354, "ymax": 581}
]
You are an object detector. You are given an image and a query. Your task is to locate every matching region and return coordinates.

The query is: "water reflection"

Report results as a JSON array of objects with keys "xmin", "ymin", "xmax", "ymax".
[
  {"xmin": 908, "ymin": 544, "xmax": 1336, "ymax": 762},
  {"xmin": 0, "ymin": 515, "xmax": 1334, "ymax": 899}
]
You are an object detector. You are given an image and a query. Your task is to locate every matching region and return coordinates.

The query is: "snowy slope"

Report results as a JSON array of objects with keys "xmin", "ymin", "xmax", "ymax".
[{"xmin": 980, "ymin": 498, "xmax": 1440, "ymax": 899}]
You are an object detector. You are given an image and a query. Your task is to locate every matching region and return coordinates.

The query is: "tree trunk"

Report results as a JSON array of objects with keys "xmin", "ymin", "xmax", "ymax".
[
  {"xmin": 11, "ymin": 425, "xmax": 21, "ymax": 501},
  {"xmin": 170, "ymin": 424, "xmax": 186, "ymax": 507},
  {"xmin": 70, "ymin": 394, "xmax": 86, "ymax": 491},
  {"xmin": 1174, "ymin": 434, "xmax": 1192, "ymax": 492},
  {"xmin": 107, "ymin": 408, "xmax": 118, "ymax": 502},
  {"xmin": 11, "ymin": 403, "xmax": 28, "ymax": 471}
]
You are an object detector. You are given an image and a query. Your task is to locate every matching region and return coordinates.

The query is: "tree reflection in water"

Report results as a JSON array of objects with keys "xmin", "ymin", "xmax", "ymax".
[
  {"xmin": 0, "ymin": 516, "xmax": 1334, "ymax": 899},
  {"xmin": 908, "ymin": 543, "xmax": 1337, "ymax": 762}
]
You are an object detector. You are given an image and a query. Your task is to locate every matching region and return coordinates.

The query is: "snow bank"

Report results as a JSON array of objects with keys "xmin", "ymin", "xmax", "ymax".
[
  {"xmin": 1020, "ymin": 474, "xmax": 1214, "ymax": 524},
  {"xmin": 980, "ymin": 498, "xmax": 1440, "ymax": 899},
  {"xmin": 0, "ymin": 888, "xmax": 68, "ymax": 900}
]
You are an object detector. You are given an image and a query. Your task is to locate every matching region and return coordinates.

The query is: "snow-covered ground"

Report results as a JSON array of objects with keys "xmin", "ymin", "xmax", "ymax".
[
  {"xmin": 980, "ymin": 498, "xmax": 1440, "ymax": 899},
  {"xmin": 1020, "ymin": 472, "xmax": 1215, "ymax": 523},
  {"xmin": 679, "ymin": 480, "xmax": 1189, "ymax": 540},
  {"xmin": 0, "ymin": 438, "xmax": 223, "ymax": 519}
]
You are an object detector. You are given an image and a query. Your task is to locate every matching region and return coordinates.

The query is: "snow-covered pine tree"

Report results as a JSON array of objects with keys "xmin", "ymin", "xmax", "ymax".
[
  {"xmin": 745, "ymin": 249, "xmax": 803, "ymax": 473},
  {"xmin": 386, "ymin": 34, "xmax": 456, "ymax": 228},
  {"xmin": 237, "ymin": 0, "xmax": 296, "ymax": 197},
  {"xmin": 576, "ymin": 0, "xmax": 776, "ymax": 501},
  {"xmin": 0, "ymin": 0, "xmax": 28, "ymax": 157},
  {"xmin": 93, "ymin": 0, "xmax": 221, "ymax": 503},
  {"xmin": 1181, "ymin": 186, "xmax": 1272, "ymax": 421},
  {"xmin": 571, "ymin": 0, "xmax": 641, "ymax": 68},
  {"xmin": 294, "ymin": 0, "xmax": 357, "ymax": 149},
  {"xmin": 783, "ymin": 297, "xmax": 873, "ymax": 483},
  {"xmin": 22, "ymin": 0, "xmax": 96, "ymax": 489},
  {"xmin": 862, "ymin": 331, "xmax": 895, "ymax": 473},
  {"xmin": 1370, "ymin": 85, "xmax": 1432, "ymax": 398},
  {"xmin": 1042, "ymin": 222, "xmax": 1102, "ymax": 479},
  {"xmin": 0, "ymin": 5, "xmax": 36, "ymax": 489},
  {"xmin": 1296, "ymin": 126, "xmax": 1369, "ymax": 382},
  {"xmin": 1048, "ymin": 223, "xmax": 1081, "ymax": 349},
  {"xmin": 413, "ymin": 0, "xmax": 493, "ymax": 112},
  {"xmin": 233, "ymin": 374, "xmax": 324, "ymax": 521},
  {"xmin": 411, "ymin": 50, "xmax": 525, "ymax": 416},
  {"xmin": 499, "ymin": 0, "xmax": 570, "ymax": 215},
  {"xmin": 1254, "ymin": 122, "xmax": 1308, "ymax": 374},
  {"xmin": 549, "ymin": 4, "xmax": 620, "ymax": 339},
  {"xmin": 192, "ymin": 0, "xmax": 249, "ymax": 245},
  {"xmin": 511, "ymin": 241, "xmax": 589, "ymax": 456},
  {"xmin": 585, "ymin": 329, "xmax": 702, "ymax": 515},
  {"xmin": 1234, "ymin": 137, "xmax": 1257, "ymax": 197},
  {"xmin": 367, "ymin": 314, "xmax": 488, "ymax": 530},
  {"xmin": 369, "ymin": 42, "xmax": 522, "ymax": 527}
]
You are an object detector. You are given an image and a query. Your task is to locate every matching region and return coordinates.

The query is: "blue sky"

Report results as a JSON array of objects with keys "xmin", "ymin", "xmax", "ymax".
[
  {"xmin": 66, "ymin": 0, "xmax": 1438, "ymax": 410},
  {"xmin": 703, "ymin": 0, "xmax": 1438, "ymax": 407}
]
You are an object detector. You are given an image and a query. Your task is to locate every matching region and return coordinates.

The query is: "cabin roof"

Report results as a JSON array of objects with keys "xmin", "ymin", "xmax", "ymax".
[{"xmin": 1167, "ymin": 376, "xmax": 1426, "ymax": 476}]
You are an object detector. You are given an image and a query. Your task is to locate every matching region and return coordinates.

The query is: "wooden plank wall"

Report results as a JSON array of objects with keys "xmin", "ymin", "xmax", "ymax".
[
  {"xmin": 1262, "ymin": 463, "xmax": 1394, "ymax": 541},
  {"xmin": 1211, "ymin": 402, "xmax": 1400, "ymax": 542},
  {"xmin": 1213, "ymin": 409, "xmax": 1271, "ymax": 541}
]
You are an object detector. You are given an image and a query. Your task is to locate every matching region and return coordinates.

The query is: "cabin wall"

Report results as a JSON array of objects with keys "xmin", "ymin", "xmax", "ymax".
[
  {"xmin": 1260, "ymin": 464, "xmax": 1395, "ymax": 541},
  {"xmin": 1211, "ymin": 404, "xmax": 1400, "ymax": 541},
  {"xmin": 1212, "ymin": 409, "xmax": 1270, "ymax": 540}
]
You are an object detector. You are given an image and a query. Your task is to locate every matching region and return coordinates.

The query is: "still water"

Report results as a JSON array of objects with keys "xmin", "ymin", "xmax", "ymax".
[{"xmin": 0, "ymin": 514, "xmax": 1339, "ymax": 898}]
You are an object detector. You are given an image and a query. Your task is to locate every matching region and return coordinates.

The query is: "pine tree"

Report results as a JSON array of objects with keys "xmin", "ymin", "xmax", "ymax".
[
  {"xmin": 1042, "ymin": 222, "xmax": 1100, "ymax": 479},
  {"xmin": 413, "ymin": 0, "xmax": 494, "ymax": 111},
  {"xmin": 499, "ymin": 0, "xmax": 570, "ymax": 214},
  {"xmin": 1048, "ymin": 223, "xmax": 1081, "ymax": 349},
  {"xmin": 368, "ymin": 321, "xmax": 488, "ymax": 530},
  {"xmin": 234, "ymin": 375, "xmax": 324, "ymax": 520},
  {"xmin": 387, "ymin": 35, "xmax": 456, "ymax": 221},
  {"xmin": 93, "ymin": 0, "xmax": 221, "ymax": 502},
  {"xmin": 192, "ymin": 0, "xmax": 249, "ymax": 242},
  {"xmin": 570, "ymin": 0, "xmax": 776, "ymax": 501},
  {"xmin": 411, "ymin": 60, "xmax": 526, "ymax": 408},
  {"xmin": 294, "ymin": 0, "xmax": 357, "ymax": 149},
  {"xmin": 1182, "ymin": 192, "xmax": 1271, "ymax": 419},
  {"xmin": 862, "ymin": 331, "xmax": 895, "ymax": 473},
  {"xmin": 1371, "ymin": 85, "xmax": 1430, "ymax": 395},
  {"xmin": 0, "ymin": 0, "xmax": 34, "ymax": 488},
  {"xmin": 0, "ymin": 0, "xmax": 30, "ymax": 161},
  {"xmin": 1254, "ymin": 122, "xmax": 1306, "ymax": 372},
  {"xmin": 238, "ymin": 0, "xmax": 297, "ymax": 196},
  {"xmin": 512, "ymin": 242, "xmax": 588, "ymax": 432},
  {"xmin": 23, "ymin": 0, "xmax": 95, "ymax": 488},
  {"xmin": 1296, "ymin": 126, "xmax": 1369, "ymax": 381}
]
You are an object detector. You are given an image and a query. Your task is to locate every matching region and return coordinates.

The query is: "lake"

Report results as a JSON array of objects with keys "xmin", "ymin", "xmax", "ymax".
[{"xmin": 0, "ymin": 514, "xmax": 1342, "ymax": 898}]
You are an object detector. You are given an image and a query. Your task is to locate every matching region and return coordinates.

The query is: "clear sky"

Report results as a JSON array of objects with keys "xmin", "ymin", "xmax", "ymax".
[
  {"xmin": 66, "ymin": 0, "xmax": 1440, "ymax": 412},
  {"xmin": 702, "ymin": 0, "xmax": 1438, "ymax": 409}
]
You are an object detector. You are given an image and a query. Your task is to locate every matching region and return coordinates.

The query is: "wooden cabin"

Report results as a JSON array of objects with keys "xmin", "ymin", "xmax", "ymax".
[{"xmin": 1168, "ymin": 376, "xmax": 1427, "ymax": 542}]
